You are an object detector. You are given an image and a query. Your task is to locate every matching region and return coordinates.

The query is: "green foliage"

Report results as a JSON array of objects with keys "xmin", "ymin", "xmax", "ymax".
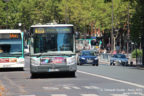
[
  {"xmin": 130, "ymin": 0, "xmax": 144, "ymax": 44},
  {"xmin": 131, "ymin": 49, "xmax": 142, "ymax": 58},
  {"xmin": 0, "ymin": 0, "xmax": 5, "ymax": 25},
  {"xmin": 0, "ymin": 0, "xmax": 141, "ymax": 42}
]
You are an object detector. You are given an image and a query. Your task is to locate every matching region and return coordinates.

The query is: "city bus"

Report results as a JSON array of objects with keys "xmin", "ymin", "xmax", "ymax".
[
  {"xmin": 29, "ymin": 24, "xmax": 77, "ymax": 77},
  {"xmin": 0, "ymin": 30, "xmax": 24, "ymax": 70}
]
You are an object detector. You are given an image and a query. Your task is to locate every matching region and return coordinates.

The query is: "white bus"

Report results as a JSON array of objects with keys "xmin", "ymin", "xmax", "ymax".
[
  {"xmin": 0, "ymin": 30, "xmax": 24, "ymax": 70},
  {"xmin": 29, "ymin": 24, "xmax": 77, "ymax": 77}
]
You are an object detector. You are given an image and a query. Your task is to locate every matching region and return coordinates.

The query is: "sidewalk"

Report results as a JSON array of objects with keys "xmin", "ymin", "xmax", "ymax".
[{"xmin": 0, "ymin": 81, "xmax": 6, "ymax": 96}]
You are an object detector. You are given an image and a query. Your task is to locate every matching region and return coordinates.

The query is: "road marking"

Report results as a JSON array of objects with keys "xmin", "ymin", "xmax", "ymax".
[
  {"xmin": 51, "ymin": 94, "xmax": 67, "ymax": 96},
  {"xmin": 72, "ymin": 86, "xmax": 81, "ymax": 89},
  {"xmin": 111, "ymin": 94, "xmax": 128, "ymax": 96},
  {"xmin": 63, "ymin": 86, "xmax": 81, "ymax": 90},
  {"xmin": 43, "ymin": 87, "xmax": 59, "ymax": 90},
  {"xmin": 83, "ymin": 86, "xmax": 100, "ymax": 89},
  {"xmin": 78, "ymin": 70, "xmax": 144, "ymax": 88},
  {"xmin": 63, "ymin": 86, "xmax": 71, "ymax": 90},
  {"xmin": 81, "ymin": 94, "xmax": 99, "ymax": 96}
]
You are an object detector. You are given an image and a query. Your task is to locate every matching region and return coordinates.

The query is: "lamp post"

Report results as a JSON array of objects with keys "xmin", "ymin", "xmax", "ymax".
[{"xmin": 3, "ymin": 0, "xmax": 9, "ymax": 29}]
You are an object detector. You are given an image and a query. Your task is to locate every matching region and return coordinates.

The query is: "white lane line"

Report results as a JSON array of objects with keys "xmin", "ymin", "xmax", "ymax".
[
  {"xmin": 43, "ymin": 87, "xmax": 59, "ymax": 90},
  {"xmin": 63, "ymin": 86, "xmax": 71, "ymax": 90},
  {"xmin": 51, "ymin": 94, "xmax": 67, "ymax": 96},
  {"xmin": 83, "ymin": 86, "xmax": 100, "ymax": 89},
  {"xmin": 72, "ymin": 86, "xmax": 81, "ymax": 89},
  {"xmin": 81, "ymin": 94, "xmax": 99, "ymax": 96},
  {"xmin": 63, "ymin": 86, "xmax": 81, "ymax": 90},
  {"xmin": 78, "ymin": 70, "xmax": 144, "ymax": 88},
  {"xmin": 111, "ymin": 94, "xmax": 128, "ymax": 96}
]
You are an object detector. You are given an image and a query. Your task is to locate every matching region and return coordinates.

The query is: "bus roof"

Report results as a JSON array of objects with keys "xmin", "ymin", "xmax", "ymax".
[
  {"xmin": 0, "ymin": 29, "xmax": 22, "ymax": 33},
  {"xmin": 31, "ymin": 24, "xmax": 73, "ymax": 27}
]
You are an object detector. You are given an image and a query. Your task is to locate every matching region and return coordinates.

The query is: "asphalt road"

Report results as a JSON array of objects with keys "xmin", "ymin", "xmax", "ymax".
[{"xmin": 0, "ymin": 56, "xmax": 144, "ymax": 96}]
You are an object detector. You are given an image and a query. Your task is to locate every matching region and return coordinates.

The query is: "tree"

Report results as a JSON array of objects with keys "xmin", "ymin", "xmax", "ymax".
[
  {"xmin": 130, "ymin": 0, "xmax": 144, "ymax": 43},
  {"xmin": 0, "ymin": 1, "xmax": 5, "ymax": 27}
]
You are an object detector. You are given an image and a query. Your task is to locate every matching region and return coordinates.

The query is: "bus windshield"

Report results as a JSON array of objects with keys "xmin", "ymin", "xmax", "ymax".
[
  {"xmin": 32, "ymin": 27, "xmax": 73, "ymax": 53},
  {"xmin": 0, "ymin": 33, "xmax": 22, "ymax": 57}
]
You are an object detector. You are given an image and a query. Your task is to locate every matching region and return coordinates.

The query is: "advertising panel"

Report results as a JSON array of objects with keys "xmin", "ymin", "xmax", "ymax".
[{"xmin": 41, "ymin": 57, "xmax": 66, "ymax": 65}]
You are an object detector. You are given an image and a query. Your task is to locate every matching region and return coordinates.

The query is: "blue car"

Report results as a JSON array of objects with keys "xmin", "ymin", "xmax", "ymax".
[
  {"xmin": 110, "ymin": 54, "xmax": 128, "ymax": 66},
  {"xmin": 78, "ymin": 50, "xmax": 99, "ymax": 66}
]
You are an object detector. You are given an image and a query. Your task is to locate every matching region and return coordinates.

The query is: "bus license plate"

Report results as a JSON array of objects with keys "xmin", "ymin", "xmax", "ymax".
[{"xmin": 48, "ymin": 69, "xmax": 59, "ymax": 72}]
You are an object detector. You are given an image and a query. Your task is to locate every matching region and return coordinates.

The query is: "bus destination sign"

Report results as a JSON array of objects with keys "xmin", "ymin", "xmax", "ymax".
[
  {"xmin": 34, "ymin": 27, "xmax": 72, "ymax": 34},
  {"xmin": 0, "ymin": 33, "xmax": 21, "ymax": 39}
]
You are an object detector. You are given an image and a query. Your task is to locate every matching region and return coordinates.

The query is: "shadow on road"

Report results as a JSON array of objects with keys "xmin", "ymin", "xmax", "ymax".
[{"xmin": 30, "ymin": 72, "xmax": 76, "ymax": 79}]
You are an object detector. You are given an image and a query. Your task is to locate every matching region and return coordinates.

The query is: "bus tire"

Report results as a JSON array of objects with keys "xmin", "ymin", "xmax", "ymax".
[{"xmin": 70, "ymin": 72, "xmax": 75, "ymax": 77}]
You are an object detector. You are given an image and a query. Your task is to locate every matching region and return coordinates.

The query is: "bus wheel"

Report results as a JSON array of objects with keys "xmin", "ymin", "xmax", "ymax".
[{"xmin": 70, "ymin": 72, "xmax": 75, "ymax": 77}]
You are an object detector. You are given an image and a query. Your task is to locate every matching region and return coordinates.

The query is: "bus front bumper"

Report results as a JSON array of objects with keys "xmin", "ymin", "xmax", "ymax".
[{"xmin": 30, "ymin": 64, "xmax": 77, "ymax": 73}]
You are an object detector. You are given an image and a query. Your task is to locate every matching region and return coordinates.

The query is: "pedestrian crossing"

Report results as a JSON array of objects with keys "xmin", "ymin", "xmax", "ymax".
[
  {"xmin": 20, "ymin": 85, "xmax": 144, "ymax": 96},
  {"xmin": 43, "ymin": 86, "xmax": 101, "ymax": 90}
]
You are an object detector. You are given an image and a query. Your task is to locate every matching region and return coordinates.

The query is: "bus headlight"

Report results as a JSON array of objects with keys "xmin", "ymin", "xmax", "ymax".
[
  {"xmin": 66, "ymin": 56, "xmax": 76, "ymax": 65},
  {"xmin": 31, "ymin": 58, "xmax": 40, "ymax": 66}
]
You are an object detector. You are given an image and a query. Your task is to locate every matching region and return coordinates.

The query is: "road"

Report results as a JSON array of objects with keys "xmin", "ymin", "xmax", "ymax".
[{"xmin": 0, "ymin": 56, "xmax": 144, "ymax": 96}]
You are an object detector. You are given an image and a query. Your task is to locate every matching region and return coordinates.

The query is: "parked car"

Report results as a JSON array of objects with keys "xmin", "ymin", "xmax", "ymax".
[
  {"xmin": 110, "ymin": 54, "xmax": 128, "ymax": 66},
  {"xmin": 78, "ymin": 50, "xmax": 99, "ymax": 66}
]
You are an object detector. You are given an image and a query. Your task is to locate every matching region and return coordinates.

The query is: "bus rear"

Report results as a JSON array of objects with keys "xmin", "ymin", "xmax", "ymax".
[
  {"xmin": 29, "ymin": 24, "xmax": 77, "ymax": 77},
  {"xmin": 0, "ymin": 30, "xmax": 24, "ymax": 70}
]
